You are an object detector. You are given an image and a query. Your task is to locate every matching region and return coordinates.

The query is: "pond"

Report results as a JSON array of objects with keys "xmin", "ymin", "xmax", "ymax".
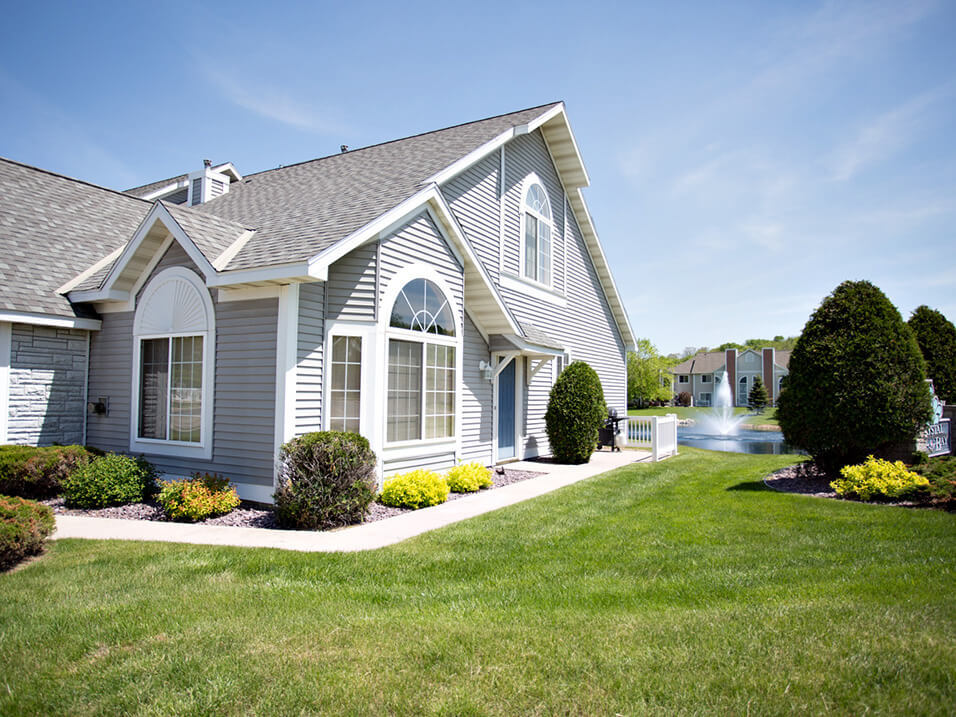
[{"xmin": 677, "ymin": 426, "xmax": 804, "ymax": 455}]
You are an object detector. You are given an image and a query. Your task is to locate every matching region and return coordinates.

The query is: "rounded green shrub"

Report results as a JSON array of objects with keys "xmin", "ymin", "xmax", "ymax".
[
  {"xmin": 1, "ymin": 495, "xmax": 55, "ymax": 571},
  {"xmin": 275, "ymin": 431, "xmax": 377, "ymax": 530},
  {"xmin": 158, "ymin": 473, "xmax": 240, "ymax": 522},
  {"xmin": 908, "ymin": 305, "xmax": 956, "ymax": 403},
  {"xmin": 379, "ymin": 469, "xmax": 449, "ymax": 509},
  {"xmin": 446, "ymin": 462, "xmax": 493, "ymax": 493},
  {"xmin": 62, "ymin": 454, "xmax": 157, "ymax": 508},
  {"xmin": 0, "ymin": 445, "xmax": 95, "ymax": 498},
  {"xmin": 545, "ymin": 361, "xmax": 607, "ymax": 464},
  {"xmin": 830, "ymin": 456, "xmax": 929, "ymax": 501},
  {"xmin": 777, "ymin": 281, "xmax": 931, "ymax": 471}
]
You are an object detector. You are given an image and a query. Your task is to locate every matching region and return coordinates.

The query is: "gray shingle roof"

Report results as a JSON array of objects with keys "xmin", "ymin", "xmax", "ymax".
[
  {"xmin": 519, "ymin": 322, "xmax": 564, "ymax": 350},
  {"xmin": 164, "ymin": 203, "xmax": 251, "ymax": 264},
  {"xmin": 0, "ymin": 157, "xmax": 150, "ymax": 318},
  {"xmin": 197, "ymin": 103, "xmax": 560, "ymax": 271},
  {"xmin": 671, "ymin": 352, "xmax": 727, "ymax": 375},
  {"xmin": 125, "ymin": 173, "xmax": 187, "ymax": 198}
]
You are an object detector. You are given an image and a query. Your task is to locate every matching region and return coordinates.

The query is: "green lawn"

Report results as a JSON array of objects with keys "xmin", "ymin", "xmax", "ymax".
[
  {"xmin": 2, "ymin": 449, "xmax": 954, "ymax": 715},
  {"xmin": 629, "ymin": 405, "xmax": 780, "ymax": 426}
]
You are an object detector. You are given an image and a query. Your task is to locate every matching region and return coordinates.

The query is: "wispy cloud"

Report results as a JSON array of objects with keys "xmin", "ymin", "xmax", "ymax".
[
  {"xmin": 201, "ymin": 64, "xmax": 347, "ymax": 135},
  {"xmin": 829, "ymin": 84, "xmax": 953, "ymax": 181}
]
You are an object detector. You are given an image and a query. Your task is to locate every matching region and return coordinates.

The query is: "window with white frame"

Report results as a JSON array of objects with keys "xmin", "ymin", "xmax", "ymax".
[
  {"xmin": 387, "ymin": 278, "xmax": 457, "ymax": 443},
  {"xmin": 329, "ymin": 336, "xmax": 361, "ymax": 433},
  {"xmin": 132, "ymin": 267, "xmax": 214, "ymax": 458},
  {"xmin": 701, "ymin": 374, "xmax": 712, "ymax": 383},
  {"xmin": 678, "ymin": 375, "xmax": 689, "ymax": 384},
  {"xmin": 522, "ymin": 179, "xmax": 552, "ymax": 285}
]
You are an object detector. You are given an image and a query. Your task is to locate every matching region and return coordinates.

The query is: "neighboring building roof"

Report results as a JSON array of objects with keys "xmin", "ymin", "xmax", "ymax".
[
  {"xmin": 672, "ymin": 348, "xmax": 791, "ymax": 375},
  {"xmin": 195, "ymin": 103, "xmax": 562, "ymax": 271},
  {"xmin": 0, "ymin": 157, "xmax": 150, "ymax": 320},
  {"xmin": 125, "ymin": 173, "xmax": 187, "ymax": 199}
]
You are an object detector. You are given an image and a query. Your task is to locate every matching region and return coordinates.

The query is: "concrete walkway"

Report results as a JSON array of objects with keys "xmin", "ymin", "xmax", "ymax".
[{"xmin": 52, "ymin": 449, "xmax": 651, "ymax": 552}]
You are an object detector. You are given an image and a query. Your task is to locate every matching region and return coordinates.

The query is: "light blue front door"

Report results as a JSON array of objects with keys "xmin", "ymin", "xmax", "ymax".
[{"xmin": 497, "ymin": 360, "xmax": 516, "ymax": 460}]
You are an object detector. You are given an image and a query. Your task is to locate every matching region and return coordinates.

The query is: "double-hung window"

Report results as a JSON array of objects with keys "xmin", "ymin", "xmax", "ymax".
[
  {"xmin": 522, "ymin": 181, "xmax": 552, "ymax": 285},
  {"xmin": 386, "ymin": 278, "xmax": 457, "ymax": 443}
]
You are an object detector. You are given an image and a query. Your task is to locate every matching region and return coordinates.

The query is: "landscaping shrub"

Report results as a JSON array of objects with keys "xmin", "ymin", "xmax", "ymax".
[
  {"xmin": 275, "ymin": 431, "xmax": 377, "ymax": 530},
  {"xmin": 545, "ymin": 361, "xmax": 607, "ymax": 464},
  {"xmin": 777, "ymin": 280, "xmax": 931, "ymax": 471},
  {"xmin": 0, "ymin": 445, "xmax": 95, "ymax": 498},
  {"xmin": 748, "ymin": 376, "xmax": 769, "ymax": 413},
  {"xmin": 830, "ymin": 455, "xmax": 929, "ymax": 501},
  {"xmin": 676, "ymin": 391, "xmax": 692, "ymax": 407},
  {"xmin": 62, "ymin": 454, "xmax": 157, "ymax": 509},
  {"xmin": 912, "ymin": 455, "xmax": 956, "ymax": 502},
  {"xmin": 0, "ymin": 495, "xmax": 55, "ymax": 571},
  {"xmin": 908, "ymin": 305, "xmax": 956, "ymax": 403},
  {"xmin": 446, "ymin": 462, "xmax": 493, "ymax": 493},
  {"xmin": 158, "ymin": 473, "xmax": 240, "ymax": 522},
  {"xmin": 379, "ymin": 469, "xmax": 449, "ymax": 509}
]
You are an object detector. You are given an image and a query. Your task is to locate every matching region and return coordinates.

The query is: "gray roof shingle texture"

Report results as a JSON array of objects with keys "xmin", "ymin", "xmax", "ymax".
[
  {"xmin": 0, "ymin": 158, "xmax": 150, "ymax": 318},
  {"xmin": 197, "ymin": 103, "xmax": 559, "ymax": 271},
  {"xmin": 125, "ymin": 173, "xmax": 187, "ymax": 198}
]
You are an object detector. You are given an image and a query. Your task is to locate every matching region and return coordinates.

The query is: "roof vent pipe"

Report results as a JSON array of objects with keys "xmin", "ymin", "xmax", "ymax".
[
  {"xmin": 203, "ymin": 159, "xmax": 212, "ymax": 168},
  {"xmin": 340, "ymin": 145, "xmax": 349, "ymax": 153}
]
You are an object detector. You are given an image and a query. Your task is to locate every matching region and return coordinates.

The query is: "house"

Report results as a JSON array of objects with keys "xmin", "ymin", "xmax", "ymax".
[
  {"xmin": 671, "ymin": 348, "xmax": 789, "ymax": 407},
  {"xmin": 0, "ymin": 102, "xmax": 635, "ymax": 502}
]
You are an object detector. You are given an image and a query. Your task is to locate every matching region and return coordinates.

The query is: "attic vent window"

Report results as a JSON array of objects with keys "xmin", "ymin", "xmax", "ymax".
[
  {"xmin": 190, "ymin": 177, "xmax": 203, "ymax": 205},
  {"xmin": 211, "ymin": 179, "xmax": 225, "ymax": 198}
]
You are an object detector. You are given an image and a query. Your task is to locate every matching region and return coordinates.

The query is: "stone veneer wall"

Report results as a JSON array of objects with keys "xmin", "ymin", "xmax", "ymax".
[{"xmin": 7, "ymin": 323, "xmax": 88, "ymax": 445}]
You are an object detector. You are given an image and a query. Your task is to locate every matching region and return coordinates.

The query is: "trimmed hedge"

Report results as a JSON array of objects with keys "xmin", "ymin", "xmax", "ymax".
[
  {"xmin": 777, "ymin": 281, "xmax": 931, "ymax": 471},
  {"xmin": 446, "ymin": 462, "xmax": 493, "ymax": 493},
  {"xmin": 913, "ymin": 455, "xmax": 956, "ymax": 501},
  {"xmin": 158, "ymin": 473, "xmax": 240, "ymax": 522},
  {"xmin": 379, "ymin": 469, "xmax": 449, "ymax": 509},
  {"xmin": 545, "ymin": 361, "xmax": 607, "ymax": 464},
  {"xmin": 1, "ymin": 495, "xmax": 55, "ymax": 571},
  {"xmin": 62, "ymin": 454, "xmax": 157, "ymax": 509},
  {"xmin": 0, "ymin": 445, "xmax": 96, "ymax": 498},
  {"xmin": 275, "ymin": 431, "xmax": 377, "ymax": 530},
  {"xmin": 908, "ymin": 305, "xmax": 956, "ymax": 403}
]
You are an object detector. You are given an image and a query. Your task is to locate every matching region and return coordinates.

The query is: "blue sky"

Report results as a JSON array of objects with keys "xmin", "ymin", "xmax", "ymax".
[{"xmin": 2, "ymin": 0, "xmax": 954, "ymax": 355}]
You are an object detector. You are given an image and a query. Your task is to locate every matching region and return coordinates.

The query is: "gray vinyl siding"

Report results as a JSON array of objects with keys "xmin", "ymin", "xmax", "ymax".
[
  {"xmin": 6, "ymin": 324, "xmax": 88, "ymax": 446},
  {"xmin": 379, "ymin": 211, "xmax": 464, "ymax": 322},
  {"xmin": 326, "ymin": 242, "xmax": 377, "ymax": 321},
  {"xmin": 501, "ymin": 131, "xmax": 567, "ymax": 295},
  {"xmin": 383, "ymin": 451, "xmax": 457, "ymax": 476},
  {"xmin": 295, "ymin": 281, "xmax": 325, "ymax": 434},
  {"xmin": 164, "ymin": 187, "xmax": 188, "ymax": 205},
  {"xmin": 86, "ymin": 244, "xmax": 278, "ymax": 488},
  {"xmin": 461, "ymin": 312, "xmax": 492, "ymax": 465},
  {"xmin": 442, "ymin": 153, "xmax": 501, "ymax": 284}
]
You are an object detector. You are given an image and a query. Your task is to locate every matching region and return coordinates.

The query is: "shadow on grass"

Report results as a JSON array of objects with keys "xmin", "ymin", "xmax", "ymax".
[{"xmin": 726, "ymin": 480, "xmax": 769, "ymax": 492}]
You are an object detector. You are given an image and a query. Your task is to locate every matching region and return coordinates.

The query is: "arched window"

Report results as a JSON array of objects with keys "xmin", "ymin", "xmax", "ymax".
[
  {"xmin": 131, "ymin": 267, "xmax": 215, "ymax": 459},
  {"xmin": 738, "ymin": 375, "xmax": 748, "ymax": 406},
  {"xmin": 387, "ymin": 278, "xmax": 457, "ymax": 443},
  {"xmin": 522, "ymin": 177, "xmax": 552, "ymax": 285}
]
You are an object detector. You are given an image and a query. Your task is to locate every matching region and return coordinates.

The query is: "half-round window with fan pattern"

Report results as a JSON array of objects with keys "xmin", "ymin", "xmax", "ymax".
[{"xmin": 389, "ymin": 278, "xmax": 456, "ymax": 337}]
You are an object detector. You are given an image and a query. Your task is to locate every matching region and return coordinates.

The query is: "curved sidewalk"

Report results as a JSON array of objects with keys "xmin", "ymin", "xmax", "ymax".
[{"xmin": 52, "ymin": 450, "xmax": 651, "ymax": 552}]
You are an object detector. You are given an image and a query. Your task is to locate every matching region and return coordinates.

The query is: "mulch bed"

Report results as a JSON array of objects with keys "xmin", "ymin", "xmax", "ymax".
[{"xmin": 42, "ymin": 467, "xmax": 548, "ymax": 531}]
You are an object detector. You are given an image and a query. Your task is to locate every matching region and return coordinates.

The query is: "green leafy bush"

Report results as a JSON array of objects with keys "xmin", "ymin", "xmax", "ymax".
[
  {"xmin": 62, "ymin": 454, "xmax": 157, "ymax": 508},
  {"xmin": 545, "ymin": 361, "xmax": 607, "ymax": 464},
  {"xmin": 1, "ymin": 495, "xmax": 55, "ymax": 571},
  {"xmin": 676, "ymin": 391, "xmax": 692, "ymax": 407},
  {"xmin": 379, "ymin": 469, "xmax": 449, "ymax": 509},
  {"xmin": 777, "ymin": 281, "xmax": 931, "ymax": 471},
  {"xmin": 908, "ymin": 305, "xmax": 956, "ymax": 403},
  {"xmin": 830, "ymin": 456, "xmax": 929, "ymax": 501},
  {"xmin": 446, "ymin": 462, "xmax": 493, "ymax": 493},
  {"xmin": 158, "ymin": 473, "xmax": 240, "ymax": 522},
  {"xmin": 275, "ymin": 431, "xmax": 377, "ymax": 530},
  {"xmin": 0, "ymin": 445, "xmax": 95, "ymax": 498},
  {"xmin": 912, "ymin": 455, "xmax": 956, "ymax": 501}
]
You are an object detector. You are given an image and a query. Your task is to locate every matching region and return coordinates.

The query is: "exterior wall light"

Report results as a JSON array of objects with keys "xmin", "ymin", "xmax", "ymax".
[{"xmin": 478, "ymin": 360, "xmax": 494, "ymax": 381}]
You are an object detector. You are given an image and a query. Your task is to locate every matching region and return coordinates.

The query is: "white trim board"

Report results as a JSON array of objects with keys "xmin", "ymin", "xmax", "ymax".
[{"xmin": 0, "ymin": 322, "xmax": 10, "ymax": 443}]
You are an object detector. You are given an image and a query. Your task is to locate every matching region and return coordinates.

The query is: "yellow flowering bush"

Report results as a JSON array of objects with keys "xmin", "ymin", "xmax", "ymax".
[
  {"xmin": 158, "ymin": 473, "xmax": 240, "ymax": 521},
  {"xmin": 379, "ymin": 469, "xmax": 449, "ymax": 509},
  {"xmin": 830, "ymin": 456, "xmax": 930, "ymax": 501},
  {"xmin": 445, "ymin": 462, "xmax": 493, "ymax": 493}
]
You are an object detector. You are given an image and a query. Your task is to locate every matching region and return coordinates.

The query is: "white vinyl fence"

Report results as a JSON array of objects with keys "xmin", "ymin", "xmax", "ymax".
[{"xmin": 624, "ymin": 414, "xmax": 679, "ymax": 461}]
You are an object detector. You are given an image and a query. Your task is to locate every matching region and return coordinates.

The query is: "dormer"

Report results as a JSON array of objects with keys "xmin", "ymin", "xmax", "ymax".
[{"xmin": 186, "ymin": 161, "xmax": 242, "ymax": 206}]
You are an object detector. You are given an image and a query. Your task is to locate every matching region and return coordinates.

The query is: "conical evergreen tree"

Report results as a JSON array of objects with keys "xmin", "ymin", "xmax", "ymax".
[
  {"xmin": 777, "ymin": 280, "xmax": 931, "ymax": 470},
  {"xmin": 908, "ymin": 305, "xmax": 956, "ymax": 403},
  {"xmin": 748, "ymin": 376, "xmax": 769, "ymax": 413}
]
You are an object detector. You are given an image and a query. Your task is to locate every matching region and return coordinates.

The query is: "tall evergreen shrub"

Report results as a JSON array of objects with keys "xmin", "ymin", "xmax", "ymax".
[
  {"xmin": 908, "ymin": 305, "xmax": 956, "ymax": 403},
  {"xmin": 545, "ymin": 361, "xmax": 606, "ymax": 464},
  {"xmin": 777, "ymin": 280, "xmax": 931, "ymax": 471},
  {"xmin": 748, "ymin": 376, "xmax": 769, "ymax": 413}
]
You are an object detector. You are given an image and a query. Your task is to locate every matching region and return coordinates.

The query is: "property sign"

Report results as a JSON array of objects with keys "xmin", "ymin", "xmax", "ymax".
[{"xmin": 918, "ymin": 419, "xmax": 951, "ymax": 458}]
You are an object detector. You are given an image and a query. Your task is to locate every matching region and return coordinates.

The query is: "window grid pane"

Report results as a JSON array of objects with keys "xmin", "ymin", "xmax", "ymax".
[
  {"xmin": 169, "ymin": 336, "xmax": 203, "ymax": 442},
  {"xmin": 139, "ymin": 338, "xmax": 169, "ymax": 439},
  {"xmin": 330, "ymin": 336, "xmax": 362, "ymax": 434},
  {"xmin": 387, "ymin": 340, "xmax": 422, "ymax": 442},
  {"xmin": 425, "ymin": 345, "xmax": 455, "ymax": 439}
]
